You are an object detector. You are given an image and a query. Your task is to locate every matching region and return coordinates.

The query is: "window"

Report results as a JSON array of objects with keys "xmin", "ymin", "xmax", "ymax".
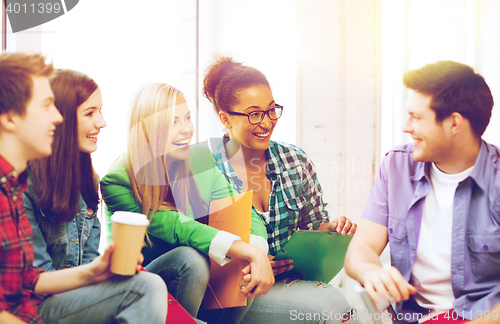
[
  {"xmin": 4, "ymin": 0, "xmax": 298, "ymax": 178},
  {"xmin": 1, "ymin": 0, "xmax": 6, "ymax": 50},
  {"xmin": 37, "ymin": 0, "xmax": 199, "ymax": 178}
]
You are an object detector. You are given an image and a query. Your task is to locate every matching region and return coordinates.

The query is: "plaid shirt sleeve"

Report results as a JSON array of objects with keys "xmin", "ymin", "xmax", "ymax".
[
  {"xmin": 0, "ymin": 264, "xmax": 41, "ymax": 316},
  {"xmin": 23, "ymin": 266, "xmax": 44, "ymax": 293},
  {"xmin": 297, "ymin": 151, "xmax": 330, "ymax": 230},
  {"xmin": 0, "ymin": 282, "xmax": 6, "ymax": 314}
]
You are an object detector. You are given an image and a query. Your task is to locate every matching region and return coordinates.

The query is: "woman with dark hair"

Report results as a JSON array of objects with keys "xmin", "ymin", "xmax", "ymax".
[
  {"xmin": 22, "ymin": 69, "xmax": 168, "ymax": 323},
  {"xmin": 24, "ymin": 69, "xmax": 105, "ymax": 270},
  {"xmin": 203, "ymin": 56, "xmax": 359, "ymax": 324}
]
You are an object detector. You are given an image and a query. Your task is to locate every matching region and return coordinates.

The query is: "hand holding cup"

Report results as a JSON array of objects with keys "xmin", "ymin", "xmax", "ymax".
[{"xmin": 110, "ymin": 211, "xmax": 149, "ymax": 276}]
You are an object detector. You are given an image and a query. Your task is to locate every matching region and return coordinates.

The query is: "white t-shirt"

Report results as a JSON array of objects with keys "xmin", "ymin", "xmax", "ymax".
[{"xmin": 410, "ymin": 163, "xmax": 473, "ymax": 321}]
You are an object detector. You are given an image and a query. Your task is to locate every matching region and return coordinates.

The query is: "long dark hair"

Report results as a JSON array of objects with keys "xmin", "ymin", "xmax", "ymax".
[{"xmin": 29, "ymin": 69, "xmax": 99, "ymax": 222}]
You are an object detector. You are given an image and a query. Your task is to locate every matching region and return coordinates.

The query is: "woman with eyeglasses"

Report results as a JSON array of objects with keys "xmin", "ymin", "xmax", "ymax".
[{"xmin": 202, "ymin": 56, "xmax": 359, "ymax": 324}]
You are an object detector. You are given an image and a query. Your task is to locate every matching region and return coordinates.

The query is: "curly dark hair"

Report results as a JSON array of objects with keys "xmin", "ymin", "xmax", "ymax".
[{"xmin": 202, "ymin": 55, "xmax": 270, "ymax": 113}]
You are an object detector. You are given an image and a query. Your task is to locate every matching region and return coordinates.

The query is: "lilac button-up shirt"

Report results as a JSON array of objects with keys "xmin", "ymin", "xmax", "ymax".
[{"xmin": 362, "ymin": 140, "xmax": 500, "ymax": 320}]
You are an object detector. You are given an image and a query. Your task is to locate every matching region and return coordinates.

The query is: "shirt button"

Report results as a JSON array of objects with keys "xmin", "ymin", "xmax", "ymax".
[
  {"xmin": 483, "ymin": 245, "xmax": 489, "ymax": 251},
  {"xmin": 12, "ymin": 196, "xmax": 17, "ymax": 201},
  {"xmin": 0, "ymin": 177, "xmax": 6, "ymax": 184},
  {"xmin": 389, "ymin": 228, "xmax": 393, "ymax": 234},
  {"xmin": 494, "ymin": 159, "xmax": 498, "ymax": 164}
]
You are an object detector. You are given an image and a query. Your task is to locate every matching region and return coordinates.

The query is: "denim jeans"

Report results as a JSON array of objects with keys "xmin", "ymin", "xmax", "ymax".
[
  {"xmin": 38, "ymin": 271, "xmax": 167, "ymax": 324},
  {"xmin": 239, "ymin": 277, "xmax": 358, "ymax": 324},
  {"xmin": 199, "ymin": 276, "xmax": 358, "ymax": 324},
  {"xmin": 144, "ymin": 245, "xmax": 211, "ymax": 318}
]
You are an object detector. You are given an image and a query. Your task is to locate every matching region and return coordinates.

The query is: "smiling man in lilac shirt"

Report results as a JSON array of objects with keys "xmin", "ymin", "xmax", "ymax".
[{"xmin": 345, "ymin": 61, "xmax": 499, "ymax": 323}]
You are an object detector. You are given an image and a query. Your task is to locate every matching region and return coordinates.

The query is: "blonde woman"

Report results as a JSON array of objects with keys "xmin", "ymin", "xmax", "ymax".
[{"xmin": 100, "ymin": 83, "xmax": 273, "ymax": 321}]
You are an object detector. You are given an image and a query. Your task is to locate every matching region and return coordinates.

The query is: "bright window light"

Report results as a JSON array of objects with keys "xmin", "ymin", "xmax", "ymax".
[
  {"xmin": 39, "ymin": 0, "xmax": 197, "ymax": 179},
  {"xmin": 382, "ymin": 0, "xmax": 500, "ymax": 157}
]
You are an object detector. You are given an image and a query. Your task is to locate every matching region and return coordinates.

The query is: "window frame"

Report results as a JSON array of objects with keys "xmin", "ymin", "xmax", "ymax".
[{"xmin": 2, "ymin": 0, "xmax": 6, "ymax": 50}]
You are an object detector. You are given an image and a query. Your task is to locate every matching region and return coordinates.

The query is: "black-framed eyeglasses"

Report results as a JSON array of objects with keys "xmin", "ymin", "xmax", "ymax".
[{"xmin": 226, "ymin": 104, "xmax": 283, "ymax": 125}]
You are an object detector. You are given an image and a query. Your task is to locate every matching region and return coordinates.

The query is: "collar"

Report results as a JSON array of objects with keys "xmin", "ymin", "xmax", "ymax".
[
  {"xmin": 408, "ymin": 140, "xmax": 493, "ymax": 190},
  {"xmin": 263, "ymin": 141, "xmax": 282, "ymax": 179},
  {"xmin": 212, "ymin": 137, "xmax": 243, "ymax": 188},
  {"xmin": 410, "ymin": 162, "xmax": 430, "ymax": 183},
  {"xmin": 468, "ymin": 140, "xmax": 496, "ymax": 191},
  {"xmin": 214, "ymin": 137, "xmax": 282, "ymax": 178},
  {"xmin": 0, "ymin": 154, "xmax": 28, "ymax": 189},
  {"xmin": 213, "ymin": 136, "xmax": 231, "ymax": 167},
  {"xmin": 397, "ymin": 144, "xmax": 430, "ymax": 183}
]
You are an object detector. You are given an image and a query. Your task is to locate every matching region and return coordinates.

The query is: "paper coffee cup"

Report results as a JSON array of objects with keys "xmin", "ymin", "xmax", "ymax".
[{"xmin": 110, "ymin": 211, "xmax": 149, "ymax": 276}]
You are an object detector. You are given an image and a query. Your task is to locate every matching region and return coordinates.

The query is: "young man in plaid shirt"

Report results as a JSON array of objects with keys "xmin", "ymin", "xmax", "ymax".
[{"xmin": 0, "ymin": 51, "xmax": 167, "ymax": 324}]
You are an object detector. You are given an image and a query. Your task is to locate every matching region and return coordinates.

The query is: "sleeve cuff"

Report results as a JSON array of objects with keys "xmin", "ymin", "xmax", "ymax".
[
  {"xmin": 0, "ymin": 294, "xmax": 6, "ymax": 313},
  {"xmin": 24, "ymin": 266, "xmax": 45, "ymax": 292},
  {"xmin": 361, "ymin": 208, "xmax": 389, "ymax": 227},
  {"xmin": 208, "ymin": 231, "xmax": 241, "ymax": 266},
  {"xmin": 249, "ymin": 234, "xmax": 269, "ymax": 254}
]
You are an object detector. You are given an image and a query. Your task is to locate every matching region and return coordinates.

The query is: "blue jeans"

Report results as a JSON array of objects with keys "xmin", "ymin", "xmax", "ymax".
[
  {"xmin": 145, "ymin": 245, "xmax": 210, "ymax": 318},
  {"xmin": 38, "ymin": 271, "xmax": 167, "ymax": 324},
  {"xmin": 239, "ymin": 277, "xmax": 358, "ymax": 324},
  {"xmin": 199, "ymin": 277, "xmax": 357, "ymax": 324}
]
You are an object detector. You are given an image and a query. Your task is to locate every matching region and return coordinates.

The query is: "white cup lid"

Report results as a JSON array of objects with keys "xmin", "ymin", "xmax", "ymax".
[{"xmin": 111, "ymin": 211, "xmax": 149, "ymax": 226}]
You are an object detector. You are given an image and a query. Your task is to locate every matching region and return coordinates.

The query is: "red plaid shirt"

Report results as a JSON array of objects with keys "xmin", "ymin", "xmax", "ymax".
[{"xmin": 0, "ymin": 155, "xmax": 47, "ymax": 324}]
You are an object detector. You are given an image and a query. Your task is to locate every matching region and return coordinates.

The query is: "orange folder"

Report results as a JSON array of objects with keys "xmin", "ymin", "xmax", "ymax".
[{"xmin": 203, "ymin": 191, "xmax": 253, "ymax": 310}]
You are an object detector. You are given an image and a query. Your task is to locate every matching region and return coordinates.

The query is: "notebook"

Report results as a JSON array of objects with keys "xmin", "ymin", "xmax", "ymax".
[{"xmin": 273, "ymin": 230, "xmax": 352, "ymax": 283}]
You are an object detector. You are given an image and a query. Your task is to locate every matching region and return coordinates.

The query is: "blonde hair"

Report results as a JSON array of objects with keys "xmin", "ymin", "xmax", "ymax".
[{"xmin": 126, "ymin": 83, "xmax": 203, "ymax": 226}]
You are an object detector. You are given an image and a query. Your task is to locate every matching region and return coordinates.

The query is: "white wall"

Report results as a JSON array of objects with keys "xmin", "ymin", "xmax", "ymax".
[
  {"xmin": 478, "ymin": 0, "xmax": 500, "ymax": 146},
  {"xmin": 297, "ymin": 0, "xmax": 381, "ymax": 230},
  {"xmin": 295, "ymin": 0, "xmax": 382, "ymax": 314},
  {"xmin": 382, "ymin": 0, "xmax": 500, "ymax": 151},
  {"xmin": 198, "ymin": 0, "xmax": 297, "ymax": 144}
]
